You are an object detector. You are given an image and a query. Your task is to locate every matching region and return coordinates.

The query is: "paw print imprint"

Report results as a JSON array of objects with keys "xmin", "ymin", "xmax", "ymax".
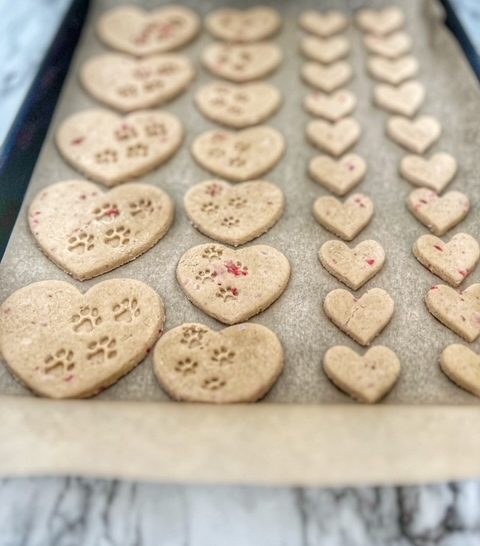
[
  {"xmin": 68, "ymin": 231, "xmax": 95, "ymax": 254},
  {"xmin": 93, "ymin": 202, "xmax": 120, "ymax": 221},
  {"xmin": 143, "ymin": 79, "xmax": 165, "ymax": 92},
  {"xmin": 228, "ymin": 196, "xmax": 247, "ymax": 209},
  {"xmin": 175, "ymin": 357, "xmax": 198, "ymax": 376},
  {"xmin": 115, "ymin": 124, "xmax": 138, "ymax": 141},
  {"xmin": 157, "ymin": 63, "xmax": 179, "ymax": 76},
  {"xmin": 216, "ymin": 286, "xmax": 238, "ymax": 301},
  {"xmin": 202, "ymin": 245, "xmax": 224, "ymax": 261},
  {"xmin": 117, "ymin": 85, "xmax": 138, "ymax": 97},
  {"xmin": 129, "ymin": 198, "xmax": 154, "ymax": 218},
  {"xmin": 43, "ymin": 349, "xmax": 75, "ymax": 378},
  {"xmin": 145, "ymin": 122, "xmax": 167, "ymax": 137},
  {"xmin": 95, "ymin": 149, "xmax": 118, "ymax": 164},
  {"xmin": 127, "ymin": 143, "xmax": 149, "ymax": 158},
  {"xmin": 233, "ymin": 92, "xmax": 249, "ymax": 103},
  {"xmin": 210, "ymin": 97, "xmax": 226, "ymax": 107},
  {"xmin": 208, "ymin": 147, "xmax": 226, "ymax": 158},
  {"xmin": 202, "ymin": 376, "xmax": 226, "ymax": 391},
  {"xmin": 195, "ymin": 268, "xmax": 218, "ymax": 284},
  {"xmin": 225, "ymin": 260, "xmax": 248, "ymax": 277},
  {"xmin": 86, "ymin": 336, "xmax": 117, "ymax": 365},
  {"xmin": 104, "ymin": 226, "xmax": 131, "ymax": 247},
  {"xmin": 234, "ymin": 141, "xmax": 250, "ymax": 152},
  {"xmin": 113, "ymin": 298, "xmax": 140, "ymax": 323},
  {"xmin": 180, "ymin": 325, "xmax": 208, "ymax": 349},
  {"xmin": 205, "ymin": 183, "xmax": 223, "ymax": 197},
  {"xmin": 229, "ymin": 156, "xmax": 246, "ymax": 167},
  {"xmin": 212, "ymin": 346, "xmax": 236, "ymax": 365},
  {"xmin": 228, "ymin": 105, "xmax": 244, "ymax": 116},
  {"xmin": 201, "ymin": 201, "xmax": 219, "ymax": 214},
  {"xmin": 221, "ymin": 216, "xmax": 240, "ymax": 228},
  {"xmin": 72, "ymin": 306, "xmax": 102, "ymax": 333}
]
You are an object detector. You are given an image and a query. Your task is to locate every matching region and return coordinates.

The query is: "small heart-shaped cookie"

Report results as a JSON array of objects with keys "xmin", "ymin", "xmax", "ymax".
[
  {"xmin": 202, "ymin": 42, "xmax": 282, "ymax": 82},
  {"xmin": 154, "ymin": 322, "xmax": 283, "ymax": 403},
  {"xmin": 319, "ymin": 240, "xmax": 385, "ymax": 290},
  {"xmin": 194, "ymin": 81, "xmax": 281, "ymax": 129},
  {"xmin": 374, "ymin": 81, "xmax": 425, "ymax": 117},
  {"xmin": 191, "ymin": 126, "xmax": 285, "ymax": 182},
  {"xmin": 184, "ymin": 179, "xmax": 284, "ymax": 246},
  {"xmin": 356, "ymin": 7, "xmax": 405, "ymax": 36},
  {"xmin": 368, "ymin": 55, "xmax": 419, "ymax": 85},
  {"xmin": 56, "ymin": 109, "xmax": 183, "ymax": 186},
  {"xmin": 387, "ymin": 116, "xmax": 442, "ymax": 154},
  {"xmin": 177, "ymin": 243, "xmax": 290, "ymax": 324},
  {"xmin": 440, "ymin": 344, "xmax": 480, "ymax": 398},
  {"xmin": 426, "ymin": 284, "xmax": 480, "ymax": 342},
  {"xmin": 364, "ymin": 31, "xmax": 412, "ymax": 59},
  {"xmin": 324, "ymin": 345, "xmax": 400, "ymax": 403},
  {"xmin": 298, "ymin": 10, "xmax": 348, "ymax": 37},
  {"xmin": 80, "ymin": 53, "xmax": 195, "ymax": 113},
  {"xmin": 302, "ymin": 61, "xmax": 353, "ymax": 92},
  {"xmin": 309, "ymin": 154, "xmax": 366, "ymax": 195},
  {"xmin": 97, "ymin": 5, "xmax": 200, "ymax": 56},
  {"xmin": 205, "ymin": 7, "xmax": 281, "ymax": 42},
  {"xmin": 300, "ymin": 35, "xmax": 350, "ymax": 64},
  {"xmin": 413, "ymin": 233, "xmax": 479, "ymax": 287},
  {"xmin": 313, "ymin": 193, "xmax": 374, "ymax": 241},
  {"xmin": 307, "ymin": 118, "xmax": 361, "ymax": 157},
  {"xmin": 304, "ymin": 90, "xmax": 357, "ymax": 121},
  {"xmin": 407, "ymin": 188, "xmax": 470, "ymax": 236},
  {"xmin": 400, "ymin": 153, "xmax": 457, "ymax": 191},
  {"xmin": 0, "ymin": 279, "xmax": 164, "ymax": 398},
  {"xmin": 324, "ymin": 288, "xmax": 394, "ymax": 346}
]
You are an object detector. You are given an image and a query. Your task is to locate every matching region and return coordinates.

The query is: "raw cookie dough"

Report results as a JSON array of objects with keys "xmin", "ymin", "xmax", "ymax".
[
  {"xmin": 205, "ymin": 7, "xmax": 281, "ymax": 42},
  {"xmin": 298, "ymin": 10, "xmax": 348, "ymax": 38},
  {"xmin": 309, "ymin": 153, "xmax": 366, "ymax": 195},
  {"xmin": 374, "ymin": 81, "xmax": 425, "ymax": 117},
  {"xmin": 300, "ymin": 35, "xmax": 350, "ymax": 64},
  {"xmin": 307, "ymin": 118, "xmax": 361, "ymax": 157},
  {"xmin": 302, "ymin": 61, "xmax": 353, "ymax": 92},
  {"xmin": 387, "ymin": 115, "xmax": 442, "ymax": 154},
  {"xmin": 400, "ymin": 153, "xmax": 457, "ymax": 191},
  {"xmin": 367, "ymin": 55, "xmax": 419, "ymax": 85},
  {"xmin": 440, "ymin": 344, "xmax": 480, "ymax": 398},
  {"xmin": 304, "ymin": 89, "xmax": 357, "ymax": 121}
]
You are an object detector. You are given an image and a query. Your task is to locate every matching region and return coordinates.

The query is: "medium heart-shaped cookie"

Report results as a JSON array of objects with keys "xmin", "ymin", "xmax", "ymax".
[
  {"xmin": 194, "ymin": 81, "xmax": 281, "ymax": 129},
  {"xmin": 177, "ymin": 243, "xmax": 290, "ymax": 324},
  {"xmin": 356, "ymin": 7, "xmax": 405, "ymax": 36},
  {"xmin": 191, "ymin": 126, "xmax": 285, "ymax": 182},
  {"xmin": 374, "ymin": 81, "xmax": 425, "ymax": 117},
  {"xmin": 319, "ymin": 239, "xmax": 385, "ymax": 290},
  {"xmin": 426, "ymin": 284, "xmax": 480, "ymax": 342},
  {"xmin": 324, "ymin": 288, "xmax": 394, "ymax": 346},
  {"xmin": 309, "ymin": 154, "xmax": 367, "ymax": 195},
  {"xmin": 28, "ymin": 180, "xmax": 174, "ymax": 281},
  {"xmin": 413, "ymin": 233, "xmax": 479, "ymax": 287},
  {"xmin": 302, "ymin": 61, "xmax": 353, "ymax": 92},
  {"xmin": 304, "ymin": 90, "xmax": 357, "ymax": 122},
  {"xmin": 96, "ymin": 5, "xmax": 200, "ymax": 56},
  {"xmin": 368, "ymin": 55, "xmax": 419, "ymax": 85},
  {"xmin": 153, "ymin": 322, "xmax": 283, "ymax": 403},
  {"xmin": 407, "ymin": 188, "xmax": 469, "ymax": 236},
  {"xmin": 202, "ymin": 42, "xmax": 282, "ymax": 82},
  {"xmin": 307, "ymin": 118, "xmax": 361, "ymax": 157},
  {"xmin": 300, "ymin": 35, "xmax": 350, "ymax": 64},
  {"xmin": 56, "ymin": 109, "xmax": 183, "ymax": 186},
  {"xmin": 324, "ymin": 345, "xmax": 400, "ymax": 403},
  {"xmin": 313, "ymin": 193, "xmax": 374, "ymax": 241},
  {"xmin": 364, "ymin": 31, "xmax": 412, "ymax": 58},
  {"xmin": 387, "ymin": 116, "xmax": 442, "ymax": 154},
  {"xmin": 440, "ymin": 344, "xmax": 480, "ymax": 398},
  {"xmin": 184, "ymin": 179, "xmax": 284, "ymax": 246},
  {"xmin": 0, "ymin": 279, "xmax": 164, "ymax": 398},
  {"xmin": 298, "ymin": 10, "xmax": 348, "ymax": 37},
  {"xmin": 80, "ymin": 53, "xmax": 195, "ymax": 113},
  {"xmin": 400, "ymin": 153, "xmax": 457, "ymax": 191},
  {"xmin": 205, "ymin": 7, "xmax": 281, "ymax": 42}
]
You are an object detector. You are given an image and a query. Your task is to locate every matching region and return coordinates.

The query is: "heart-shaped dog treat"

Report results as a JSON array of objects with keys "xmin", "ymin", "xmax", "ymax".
[
  {"xmin": 194, "ymin": 81, "xmax": 281, "ymax": 129},
  {"xmin": 205, "ymin": 7, "xmax": 281, "ymax": 42},
  {"xmin": 387, "ymin": 116, "xmax": 442, "ymax": 154},
  {"xmin": 426, "ymin": 284, "xmax": 480, "ymax": 342},
  {"xmin": 407, "ymin": 188, "xmax": 470, "ymax": 236},
  {"xmin": 302, "ymin": 61, "xmax": 353, "ymax": 92},
  {"xmin": 367, "ymin": 55, "xmax": 419, "ymax": 85},
  {"xmin": 191, "ymin": 126, "xmax": 285, "ymax": 182},
  {"xmin": 80, "ymin": 53, "xmax": 195, "ymax": 113},
  {"xmin": 400, "ymin": 153, "xmax": 457, "ymax": 191},
  {"xmin": 154, "ymin": 322, "xmax": 283, "ymax": 403},
  {"xmin": 324, "ymin": 345, "xmax": 400, "ymax": 403},
  {"xmin": 307, "ymin": 118, "xmax": 361, "ymax": 157},
  {"xmin": 364, "ymin": 31, "xmax": 412, "ymax": 58},
  {"xmin": 56, "ymin": 109, "xmax": 183, "ymax": 186},
  {"xmin": 28, "ymin": 180, "xmax": 174, "ymax": 281},
  {"xmin": 298, "ymin": 10, "xmax": 348, "ymax": 37},
  {"xmin": 0, "ymin": 279, "xmax": 164, "ymax": 399},
  {"xmin": 184, "ymin": 179, "xmax": 284, "ymax": 246},
  {"xmin": 374, "ymin": 81, "xmax": 425, "ymax": 117},
  {"xmin": 97, "ymin": 5, "xmax": 200, "ymax": 56},
  {"xmin": 177, "ymin": 243, "xmax": 290, "ymax": 324},
  {"xmin": 313, "ymin": 193, "xmax": 374, "ymax": 241},
  {"xmin": 440, "ymin": 344, "xmax": 480, "ymax": 398},
  {"xmin": 309, "ymin": 154, "xmax": 366, "ymax": 195},
  {"xmin": 324, "ymin": 288, "xmax": 394, "ymax": 346},
  {"xmin": 202, "ymin": 42, "xmax": 282, "ymax": 82},
  {"xmin": 319, "ymin": 240, "xmax": 385, "ymax": 290},
  {"xmin": 300, "ymin": 35, "xmax": 350, "ymax": 64},
  {"xmin": 413, "ymin": 233, "xmax": 479, "ymax": 287},
  {"xmin": 304, "ymin": 90, "xmax": 357, "ymax": 122},
  {"xmin": 356, "ymin": 7, "xmax": 405, "ymax": 36}
]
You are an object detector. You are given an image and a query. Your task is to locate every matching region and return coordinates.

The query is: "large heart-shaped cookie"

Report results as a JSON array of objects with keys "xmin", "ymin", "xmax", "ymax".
[
  {"xmin": 364, "ymin": 31, "xmax": 412, "ymax": 58},
  {"xmin": 313, "ymin": 194, "xmax": 374, "ymax": 241},
  {"xmin": 440, "ymin": 344, "xmax": 480, "ymax": 398},
  {"xmin": 56, "ymin": 109, "xmax": 183, "ymax": 186},
  {"xmin": 426, "ymin": 284, "xmax": 480, "ymax": 342},
  {"xmin": 202, "ymin": 42, "xmax": 282, "ymax": 82},
  {"xmin": 368, "ymin": 55, "xmax": 419, "ymax": 85},
  {"xmin": 191, "ymin": 126, "xmax": 285, "ymax": 182},
  {"xmin": 374, "ymin": 81, "xmax": 425, "ymax": 117},
  {"xmin": 96, "ymin": 5, "xmax": 200, "ymax": 56},
  {"xmin": 298, "ymin": 10, "xmax": 348, "ymax": 37},
  {"xmin": 407, "ymin": 188, "xmax": 470, "ymax": 236},
  {"xmin": 307, "ymin": 118, "xmax": 361, "ymax": 157},
  {"xmin": 153, "ymin": 322, "xmax": 283, "ymax": 403},
  {"xmin": 177, "ymin": 243, "xmax": 290, "ymax": 324},
  {"xmin": 205, "ymin": 7, "xmax": 281, "ymax": 42},
  {"xmin": 304, "ymin": 90, "xmax": 357, "ymax": 122},
  {"xmin": 80, "ymin": 53, "xmax": 195, "ymax": 113},
  {"xmin": 309, "ymin": 154, "xmax": 367, "ymax": 195},
  {"xmin": 319, "ymin": 239, "xmax": 385, "ymax": 290},
  {"xmin": 300, "ymin": 35, "xmax": 350, "ymax": 64},
  {"xmin": 387, "ymin": 116, "xmax": 442, "ymax": 154},
  {"xmin": 28, "ymin": 180, "xmax": 174, "ymax": 281},
  {"xmin": 324, "ymin": 288, "xmax": 394, "ymax": 346},
  {"xmin": 302, "ymin": 61, "xmax": 353, "ymax": 92},
  {"xmin": 413, "ymin": 233, "xmax": 479, "ymax": 287},
  {"xmin": 356, "ymin": 7, "xmax": 405, "ymax": 36},
  {"xmin": 194, "ymin": 81, "xmax": 281, "ymax": 129},
  {"xmin": 184, "ymin": 179, "xmax": 284, "ymax": 246},
  {"xmin": 0, "ymin": 279, "xmax": 164, "ymax": 398},
  {"xmin": 324, "ymin": 345, "xmax": 400, "ymax": 403},
  {"xmin": 400, "ymin": 153, "xmax": 457, "ymax": 191}
]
